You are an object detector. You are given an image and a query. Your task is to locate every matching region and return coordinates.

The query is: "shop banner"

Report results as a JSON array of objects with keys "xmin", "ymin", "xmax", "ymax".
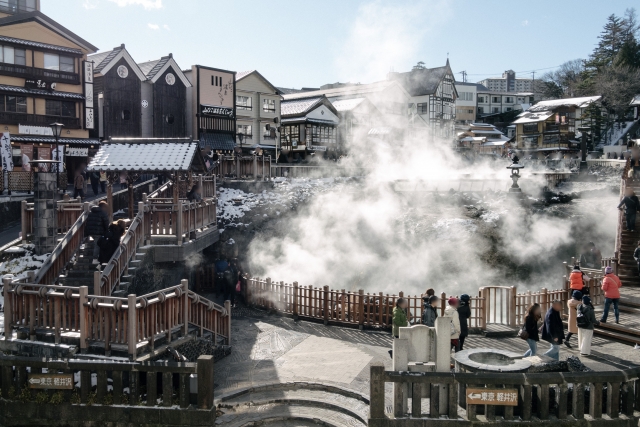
[
  {"xmin": 21, "ymin": 145, "xmax": 33, "ymax": 172},
  {"xmin": 52, "ymin": 146, "xmax": 64, "ymax": 173},
  {"xmin": 65, "ymin": 147, "xmax": 88, "ymax": 157},
  {"xmin": 0, "ymin": 132, "xmax": 11, "ymax": 189}
]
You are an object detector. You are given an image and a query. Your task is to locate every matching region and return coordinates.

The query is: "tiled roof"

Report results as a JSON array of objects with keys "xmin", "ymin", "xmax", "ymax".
[
  {"xmin": 528, "ymin": 96, "xmax": 602, "ymax": 112},
  {"xmin": 0, "ymin": 35, "xmax": 82, "ymax": 55},
  {"xmin": 281, "ymin": 117, "xmax": 337, "ymax": 126},
  {"xmin": 281, "ymin": 97, "xmax": 324, "ymax": 116},
  {"xmin": 389, "ymin": 66, "xmax": 448, "ymax": 96},
  {"xmin": 332, "ymin": 98, "xmax": 365, "ymax": 112},
  {"xmin": 138, "ymin": 56, "xmax": 170, "ymax": 79},
  {"xmin": 200, "ymin": 133, "xmax": 235, "ymax": 151},
  {"xmin": 0, "ymin": 84, "xmax": 84, "ymax": 99},
  {"xmin": 282, "ymin": 80, "xmax": 398, "ymax": 101},
  {"xmin": 11, "ymin": 136, "xmax": 99, "ymax": 145},
  {"xmin": 236, "ymin": 70, "xmax": 254, "ymax": 81},
  {"xmin": 88, "ymin": 46, "xmax": 124, "ymax": 72},
  {"xmin": 87, "ymin": 140, "xmax": 200, "ymax": 172},
  {"xmin": 277, "ymin": 87, "xmax": 308, "ymax": 95}
]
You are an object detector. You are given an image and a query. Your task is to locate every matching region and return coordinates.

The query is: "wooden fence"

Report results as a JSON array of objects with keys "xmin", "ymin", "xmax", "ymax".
[
  {"xmin": 20, "ymin": 199, "xmax": 86, "ymax": 239},
  {"xmin": 2, "ymin": 279, "xmax": 230, "ymax": 359},
  {"xmin": 0, "ymin": 171, "xmax": 68, "ymax": 194},
  {"xmin": 270, "ymin": 165, "xmax": 372, "ymax": 179},
  {"xmin": 215, "ymin": 155, "xmax": 272, "ymax": 180},
  {"xmin": 245, "ymin": 267, "xmax": 606, "ymax": 331},
  {"xmin": 146, "ymin": 197, "xmax": 217, "ymax": 245},
  {"xmin": 369, "ymin": 363, "xmax": 639, "ymax": 423},
  {"xmin": 0, "ymin": 355, "xmax": 214, "ymax": 410}
]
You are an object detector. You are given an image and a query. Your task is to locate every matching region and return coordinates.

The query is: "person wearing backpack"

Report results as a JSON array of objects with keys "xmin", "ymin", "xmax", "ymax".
[
  {"xmin": 577, "ymin": 295, "xmax": 599, "ymax": 356},
  {"xmin": 565, "ymin": 290, "xmax": 582, "ymax": 348}
]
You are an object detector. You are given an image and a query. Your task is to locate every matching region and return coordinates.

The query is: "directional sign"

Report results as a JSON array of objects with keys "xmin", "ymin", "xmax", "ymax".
[
  {"xmin": 28, "ymin": 374, "xmax": 74, "ymax": 390},
  {"xmin": 466, "ymin": 388, "xmax": 518, "ymax": 406}
]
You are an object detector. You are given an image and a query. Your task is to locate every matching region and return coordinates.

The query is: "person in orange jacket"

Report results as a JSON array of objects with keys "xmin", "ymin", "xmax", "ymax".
[
  {"xmin": 600, "ymin": 266, "xmax": 622, "ymax": 324},
  {"xmin": 569, "ymin": 265, "xmax": 590, "ymax": 295}
]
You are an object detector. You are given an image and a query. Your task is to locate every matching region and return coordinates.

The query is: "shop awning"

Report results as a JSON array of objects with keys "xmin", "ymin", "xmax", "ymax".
[
  {"xmin": 10, "ymin": 135, "xmax": 100, "ymax": 145},
  {"xmin": 0, "ymin": 84, "xmax": 85, "ymax": 100},
  {"xmin": 200, "ymin": 132, "xmax": 236, "ymax": 151}
]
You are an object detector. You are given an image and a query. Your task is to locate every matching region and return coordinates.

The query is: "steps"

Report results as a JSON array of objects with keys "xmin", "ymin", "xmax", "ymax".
[
  {"xmin": 215, "ymin": 383, "xmax": 369, "ymax": 427},
  {"xmin": 58, "ymin": 238, "xmax": 99, "ymax": 288}
]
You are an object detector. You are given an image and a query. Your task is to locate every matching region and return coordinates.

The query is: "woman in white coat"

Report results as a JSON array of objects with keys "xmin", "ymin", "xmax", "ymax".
[{"xmin": 444, "ymin": 297, "xmax": 462, "ymax": 352}]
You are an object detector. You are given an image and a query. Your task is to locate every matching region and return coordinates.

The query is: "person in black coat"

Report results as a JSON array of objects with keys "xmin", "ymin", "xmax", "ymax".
[
  {"xmin": 541, "ymin": 301, "xmax": 565, "ymax": 361},
  {"xmin": 618, "ymin": 188, "xmax": 639, "ymax": 232},
  {"xmin": 98, "ymin": 221, "xmax": 126, "ymax": 264},
  {"xmin": 523, "ymin": 303, "xmax": 541, "ymax": 356},
  {"xmin": 89, "ymin": 171, "xmax": 100, "ymax": 196},
  {"xmin": 84, "ymin": 201, "xmax": 110, "ymax": 264},
  {"xmin": 634, "ymin": 240, "xmax": 640, "ymax": 276},
  {"xmin": 457, "ymin": 294, "xmax": 471, "ymax": 351}
]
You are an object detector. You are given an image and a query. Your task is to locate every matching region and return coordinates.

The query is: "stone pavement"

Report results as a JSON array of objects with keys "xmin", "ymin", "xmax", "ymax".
[{"xmin": 215, "ymin": 306, "xmax": 640, "ymax": 401}]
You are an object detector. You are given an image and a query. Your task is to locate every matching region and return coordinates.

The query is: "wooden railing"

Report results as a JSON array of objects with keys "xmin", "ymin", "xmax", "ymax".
[
  {"xmin": 216, "ymin": 155, "xmax": 272, "ymax": 180},
  {"xmin": 270, "ymin": 164, "xmax": 372, "ymax": 179},
  {"xmin": 21, "ymin": 198, "xmax": 86, "ymax": 239},
  {"xmin": 146, "ymin": 197, "xmax": 217, "ymax": 245},
  {"xmin": 95, "ymin": 202, "xmax": 145, "ymax": 297},
  {"xmin": 369, "ymin": 363, "xmax": 639, "ymax": 423},
  {"xmin": 615, "ymin": 157, "xmax": 631, "ymax": 265},
  {"xmin": 3, "ymin": 279, "xmax": 230, "ymax": 359},
  {"xmin": 0, "ymin": 355, "xmax": 215, "ymax": 411},
  {"xmin": 33, "ymin": 208, "xmax": 89, "ymax": 285}
]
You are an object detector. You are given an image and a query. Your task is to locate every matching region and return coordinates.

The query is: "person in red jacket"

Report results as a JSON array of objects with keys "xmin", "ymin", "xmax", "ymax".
[
  {"xmin": 600, "ymin": 266, "xmax": 622, "ymax": 324},
  {"xmin": 569, "ymin": 265, "xmax": 590, "ymax": 295}
]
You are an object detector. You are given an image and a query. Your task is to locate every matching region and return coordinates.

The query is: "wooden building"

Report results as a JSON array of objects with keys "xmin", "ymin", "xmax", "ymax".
[
  {"xmin": 185, "ymin": 65, "xmax": 236, "ymax": 153},
  {"xmin": 0, "ymin": 7, "xmax": 99, "ymax": 173},
  {"xmin": 87, "ymin": 44, "xmax": 146, "ymax": 140},
  {"xmin": 138, "ymin": 53, "xmax": 191, "ymax": 138}
]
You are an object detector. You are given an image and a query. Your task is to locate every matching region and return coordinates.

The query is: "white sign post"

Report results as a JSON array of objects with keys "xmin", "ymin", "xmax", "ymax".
[{"xmin": 0, "ymin": 132, "xmax": 13, "ymax": 192}]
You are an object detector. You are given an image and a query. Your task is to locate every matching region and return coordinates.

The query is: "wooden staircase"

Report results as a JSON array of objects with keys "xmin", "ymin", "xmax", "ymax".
[{"xmin": 614, "ymin": 159, "xmax": 640, "ymax": 286}]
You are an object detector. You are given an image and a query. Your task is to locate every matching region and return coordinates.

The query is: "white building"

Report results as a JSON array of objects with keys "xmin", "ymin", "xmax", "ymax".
[
  {"xmin": 454, "ymin": 81, "xmax": 478, "ymax": 123},
  {"xmin": 477, "ymin": 88, "xmax": 536, "ymax": 117},
  {"xmin": 478, "ymin": 70, "xmax": 536, "ymax": 93},
  {"xmin": 235, "ymin": 70, "xmax": 281, "ymax": 154}
]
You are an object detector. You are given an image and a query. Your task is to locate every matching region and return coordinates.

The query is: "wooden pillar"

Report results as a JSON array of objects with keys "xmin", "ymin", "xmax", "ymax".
[
  {"xmin": 78, "ymin": 286, "xmax": 88, "ymax": 353},
  {"xmin": 370, "ymin": 363, "xmax": 385, "ymax": 419},
  {"xmin": 127, "ymin": 294, "xmax": 137, "ymax": 360},
  {"xmin": 106, "ymin": 183, "xmax": 113, "ymax": 222},
  {"xmin": 3, "ymin": 278, "xmax": 12, "ymax": 339},
  {"xmin": 182, "ymin": 279, "xmax": 189, "ymax": 336},
  {"xmin": 197, "ymin": 355, "xmax": 214, "ymax": 409},
  {"xmin": 253, "ymin": 154, "xmax": 257, "ymax": 180},
  {"xmin": 293, "ymin": 281, "xmax": 299, "ymax": 319},
  {"xmin": 93, "ymin": 271, "xmax": 101, "ymax": 296},
  {"xmin": 21, "ymin": 200, "xmax": 28, "ymax": 242}
]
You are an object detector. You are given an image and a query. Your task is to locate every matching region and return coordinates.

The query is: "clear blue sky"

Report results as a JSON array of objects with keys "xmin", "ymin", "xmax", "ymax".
[{"xmin": 43, "ymin": 0, "xmax": 636, "ymax": 88}]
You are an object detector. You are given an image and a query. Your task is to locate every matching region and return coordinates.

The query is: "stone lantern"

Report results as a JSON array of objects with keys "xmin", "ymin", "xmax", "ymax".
[
  {"xmin": 31, "ymin": 159, "xmax": 61, "ymax": 255},
  {"xmin": 506, "ymin": 156, "xmax": 525, "ymax": 197}
]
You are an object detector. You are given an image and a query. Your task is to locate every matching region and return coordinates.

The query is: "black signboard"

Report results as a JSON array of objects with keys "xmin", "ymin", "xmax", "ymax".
[
  {"xmin": 25, "ymin": 79, "xmax": 56, "ymax": 91},
  {"xmin": 200, "ymin": 104, "xmax": 233, "ymax": 118}
]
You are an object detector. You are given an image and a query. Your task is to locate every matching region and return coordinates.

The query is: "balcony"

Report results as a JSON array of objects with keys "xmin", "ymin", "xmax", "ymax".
[
  {"xmin": 0, "ymin": 63, "xmax": 80, "ymax": 85},
  {"xmin": 0, "ymin": 111, "xmax": 80, "ymax": 128}
]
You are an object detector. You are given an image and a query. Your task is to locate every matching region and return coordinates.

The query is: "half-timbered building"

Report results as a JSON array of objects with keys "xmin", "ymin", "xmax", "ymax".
[
  {"xmin": 138, "ymin": 53, "xmax": 190, "ymax": 138},
  {"xmin": 0, "ymin": 6, "xmax": 99, "ymax": 174},
  {"xmin": 87, "ymin": 44, "xmax": 145, "ymax": 140},
  {"xmin": 387, "ymin": 59, "xmax": 458, "ymax": 139}
]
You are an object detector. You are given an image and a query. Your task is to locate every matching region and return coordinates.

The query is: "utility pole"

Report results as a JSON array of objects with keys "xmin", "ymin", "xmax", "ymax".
[
  {"xmin": 458, "ymin": 71, "xmax": 467, "ymax": 83},
  {"xmin": 531, "ymin": 71, "xmax": 535, "ymax": 92}
]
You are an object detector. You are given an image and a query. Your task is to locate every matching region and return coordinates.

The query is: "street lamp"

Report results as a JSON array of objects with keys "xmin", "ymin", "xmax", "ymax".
[
  {"xmin": 236, "ymin": 132, "xmax": 244, "ymax": 150},
  {"xmin": 50, "ymin": 122, "xmax": 63, "ymax": 191}
]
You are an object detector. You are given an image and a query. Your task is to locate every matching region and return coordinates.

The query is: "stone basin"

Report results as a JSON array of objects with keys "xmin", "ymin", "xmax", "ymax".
[{"xmin": 454, "ymin": 348, "xmax": 531, "ymax": 373}]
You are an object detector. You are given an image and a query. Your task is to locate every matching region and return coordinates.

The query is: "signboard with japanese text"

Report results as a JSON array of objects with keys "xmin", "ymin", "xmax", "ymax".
[
  {"xmin": 200, "ymin": 104, "xmax": 233, "ymax": 118},
  {"xmin": 466, "ymin": 388, "xmax": 518, "ymax": 406},
  {"xmin": 0, "ymin": 132, "xmax": 13, "ymax": 172},
  {"xmin": 25, "ymin": 79, "xmax": 56, "ymax": 91},
  {"xmin": 28, "ymin": 374, "xmax": 74, "ymax": 389},
  {"xmin": 18, "ymin": 125, "xmax": 53, "ymax": 136},
  {"xmin": 310, "ymin": 145, "xmax": 327, "ymax": 152},
  {"xmin": 65, "ymin": 147, "xmax": 88, "ymax": 157},
  {"xmin": 83, "ymin": 60, "xmax": 94, "ymax": 129}
]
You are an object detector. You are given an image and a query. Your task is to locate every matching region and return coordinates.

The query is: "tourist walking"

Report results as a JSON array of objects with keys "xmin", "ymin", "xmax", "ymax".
[
  {"xmin": 73, "ymin": 170, "xmax": 85, "ymax": 200},
  {"xmin": 541, "ymin": 300, "xmax": 565, "ymax": 361},
  {"xmin": 577, "ymin": 295, "xmax": 599, "ymax": 356},
  {"xmin": 222, "ymin": 260, "xmax": 238, "ymax": 303},
  {"xmin": 565, "ymin": 290, "xmax": 582, "ymax": 348},
  {"xmin": 569, "ymin": 265, "xmax": 590, "ymax": 296},
  {"xmin": 422, "ymin": 295, "xmax": 439, "ymax": 327},
  {"xmin": 457, "ymin": 294, "xmax": 471, "ymax": 351},
  {"xmin": 97, "ymin": 220, "xmax": 126, "ymax": 263},
  {"xmin": 618, "ymin": 187, "xmax": 639, "ymax": 232},
  {"xmin": 84, "ymin": 201, "xmax": 110, "ymax": 265},
  {"xmin": 392, "ymin": 298, "xmax": 409, "ymax": 338},
  {"xmin": 99, "ymin": 169, "xmax": 107, "ymax": 193},
  {"xmin": 120, "ymin": 172, "xmax": 128, "ymax": 190},
  {"xmin": 214, "ymin": 258, "xmax": 229, "ymax": 297},
  {"xmin": 522, "ymin": 303, "xmax": 541, "ymax": 357},
  {"xmin": 444, "ymin": 297, "xmax": 461, "ymax": 352},
  {"xmin": 89, "ymin": 171, "xmax": 100, "ymax": 196},
  {"xmin": 600, "ymin": 266, "xmax": 622, "ymax": 324}
]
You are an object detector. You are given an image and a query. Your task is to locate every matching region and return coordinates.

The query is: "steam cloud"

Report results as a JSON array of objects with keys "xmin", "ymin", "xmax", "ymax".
[{"xmin": 245, "ymin": 1, "xmax": 618, "ymax": 297}]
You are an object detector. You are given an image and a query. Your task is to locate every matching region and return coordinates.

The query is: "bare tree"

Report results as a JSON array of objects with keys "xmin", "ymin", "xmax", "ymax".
[
  {"xmin": 541, "ymin": 59, "xmax": 585, "ymax": 98},
  {"xmin": 594, "ymin": 65, "xmax": 640, "ymax": 119}
]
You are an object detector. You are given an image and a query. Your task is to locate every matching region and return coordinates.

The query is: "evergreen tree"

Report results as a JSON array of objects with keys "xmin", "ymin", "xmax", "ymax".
[{"xmin": 585, "ymin": 14, "xmax": 625, "ymax": 70}]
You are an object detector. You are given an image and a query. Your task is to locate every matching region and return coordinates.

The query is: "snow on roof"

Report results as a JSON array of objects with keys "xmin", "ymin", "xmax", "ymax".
[
  {"xmin": 87, "ymin": 140, "xmax": 200, "ymax": 172},
  {"xmin": 282, "ymin": 80, "xmax": 400, "ymax": 101},
  {"xmin": 281, "ymin": 97, "xmax": 324, "ymax": 116},
  {"xmin": 332, "ymin": 98, "xmax": 366, "ymax": 112},
  {"xmin": 631, "ymin": 95, "xmax": 640, "ymax": 106},
  {"xmin": 528, "ymin": 96, "xmax": 601, "ymax": 112},
  {"xmin": 511, "ymin": 111, "xmax": 555, "ymax": 124},
  {"xmin": 460, "ymin": 137, "xmax": 486, "ymax": 142},
  {"xmin": 482, "ymin": 140, "xmax": 509, "ymax": 146}
]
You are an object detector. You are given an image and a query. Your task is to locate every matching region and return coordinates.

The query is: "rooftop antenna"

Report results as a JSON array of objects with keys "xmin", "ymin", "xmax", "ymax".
[{"xmin": 458, "ymin": 71, "xmax": 467, "ymax": 83}]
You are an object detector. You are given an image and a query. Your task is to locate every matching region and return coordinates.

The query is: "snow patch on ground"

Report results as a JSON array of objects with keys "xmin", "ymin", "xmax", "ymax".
[
  {"xmin": 431, "ymin": 218, "xmax": 477, "ymax": 239},
  {"xmin": 0, "ymin": 244, "xmax": 48, "ymax": 281}
]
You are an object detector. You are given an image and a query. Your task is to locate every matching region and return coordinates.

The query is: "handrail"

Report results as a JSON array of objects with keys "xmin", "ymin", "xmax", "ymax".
[
  {"xmin": 614, "ymin": 157, "xmax": 631, "ymax": 263},
  {"xmin": 33, "ymin": 208, "xmax": 89, "ymax": 285}
]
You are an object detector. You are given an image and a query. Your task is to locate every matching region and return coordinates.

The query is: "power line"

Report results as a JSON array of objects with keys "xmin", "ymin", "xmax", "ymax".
[{"xmin": 463, "ymin": 65, "xmax": 562, "ymax": 76}]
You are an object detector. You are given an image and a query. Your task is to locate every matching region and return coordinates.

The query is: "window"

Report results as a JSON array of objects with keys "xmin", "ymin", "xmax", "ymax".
[
  {"xmin": 12, "ymin": 147, "xmax": 22, "ymax": 167},
  {"xmin": 478, "ymin": 107, "xmax": 484, "ymax": 114},
  {"xmin": 310, "ymin": 125, "xmax": 336, "ymax": 145},
  {"xmin": 263, "ymin": 98, "xmax": 275, "ymax": 113},
  {"xmin": 459, "ymin": 92, "xmax": 473, "ymax": 101},
  {"xmin": 211, "ymin": 75, "xmax": 222, "ymax": 87},
  {"xmin": 237, "ymin": 124, "xmax": 252, "ymax": 138},
  {"xmin": 121, "ymin": 110, "xmax": 131, "ymax": 120},
  {"xmin": 236, "ymin": 95, "xmax": 252, "ymax": 110},
  {"xmin": 505, "ymin": 97, "xmax": 513, "ymax": 103},
  {"xmin": 263, "ymin": 125, "xmax": 275, "ymax": 139},
  {"xmin": 492, "ymin": 97, "xmax": 500, "ymax": 103},
  {"xmin": 45, "ymin": 100, "xmax": 75, "ymax": 116},
  {"xmin": 165, "ymin": 114, "xmax": 174, "ymax": 124},
  {"xmin": 506, "ymin": 107, "xmax": 512, "ymax": 112},
  {"xmin": 523, "ymin": 123, "xmax": 538, "ymax": 134},
  {"xmin": 468, "ymin": 109, "xmax": 473, "ymax": 114},
  {"xmin": 6, "ymin": 96, "xmax": 27, "ymax": 113},
  {"xmin": 492, "ymin": 107, "xmax": 499, "ymax": 113},
  {"xmin": 44, "ymin": 53, "xmax": 74, "ymax": 72},
  {"xmin": 477, "ymin": 96, "xmax": 485, "ymax": 103},
  {"xmin": 417, "ymin": 103, "xmax": 428, "ymax": 114},
  {"xmin": 282, "ymin": 125, "xmax": 299, "ymax": 145},
  {"xmin": 14, "ymin": 48, "xmax": 25, "ymax": 65}
]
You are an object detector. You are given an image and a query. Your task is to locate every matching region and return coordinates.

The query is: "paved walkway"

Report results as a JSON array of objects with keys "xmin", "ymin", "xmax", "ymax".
[{"xmin": 215, "ymin": 306, "xmax": 640, "ymax": 399}]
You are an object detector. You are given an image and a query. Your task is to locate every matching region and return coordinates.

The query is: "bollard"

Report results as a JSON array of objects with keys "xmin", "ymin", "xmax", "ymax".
[
  {"xmin": 197, "ymin": 355, "xmax": 214, "ymax": 410},
  {"xmin": 3, "ymin": 278, "xmax": 13, "ymax": 339}
]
